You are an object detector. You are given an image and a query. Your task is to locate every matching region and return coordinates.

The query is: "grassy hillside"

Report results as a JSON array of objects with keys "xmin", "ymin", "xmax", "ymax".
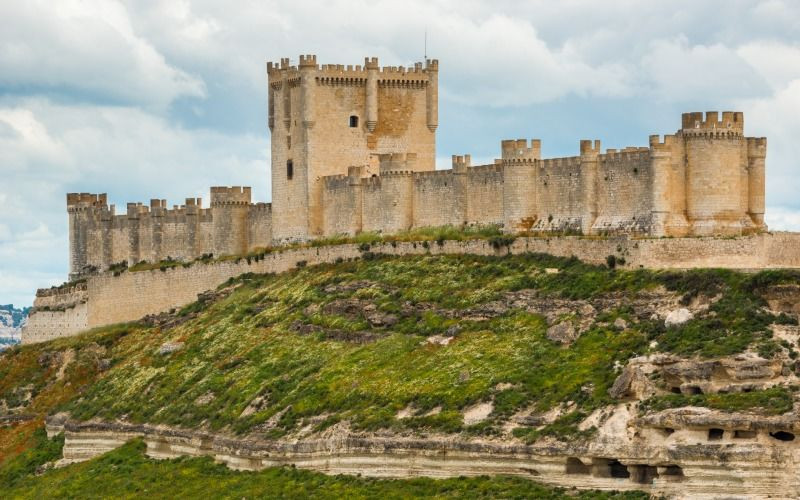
[{"xmin": 1, "ymin": 251, "xmax": 799, "ymax": 494}]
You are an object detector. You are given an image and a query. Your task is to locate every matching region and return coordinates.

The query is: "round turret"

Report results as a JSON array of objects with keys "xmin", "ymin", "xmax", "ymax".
[
  {"xmin": 211, "ymin": 186, "xmax": 251, "ymax": 257},
  {"xmin": 681, "ymin": 111, "xmax": 748, "ymax": 236}
]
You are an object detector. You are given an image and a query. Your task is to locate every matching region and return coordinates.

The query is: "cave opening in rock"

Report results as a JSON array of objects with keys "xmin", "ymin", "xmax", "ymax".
[
  {"xmin": 670, "ymin": 386, "xmax": 682, "ymax": 394},
  {"xmin": 770, "ymin": 431, "xmax": 795, "ymax": 441},
  {"xmin": 630, "ymin": 464, "xmax": 659, "ymax": 484},
  {"xmin": 565, "ymin": 457, "xmax": 590, "ymax": 475},
  {"xmin": 662, "ymin": 465, "xmax": 685, "ymax": 478},
  {"xmin": 660, "ymin": 427, "xmax": 675, "ymax": 436},
  {"xmin": 609, "ymin": 460, "xmax": 630, "ymax": 479},
  {"xmin": 708, "ymin": 428, "xmax": 724, "ymax": 440},
  {"xmin": 734, "ymin": 430, "xmax": 757, "ymax": 439},
  {"xmin": 687, "ymin": 386, "xmax": 703, "ymax": 395}
]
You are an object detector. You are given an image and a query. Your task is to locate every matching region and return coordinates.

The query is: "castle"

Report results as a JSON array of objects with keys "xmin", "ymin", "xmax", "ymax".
[
  {"xmin": 23, "ymin": 54, "xmax": 792, "ymax": 345},
  {"xmin": 64, "ymin": 54, "xmax": 768, "ymax": 280}
]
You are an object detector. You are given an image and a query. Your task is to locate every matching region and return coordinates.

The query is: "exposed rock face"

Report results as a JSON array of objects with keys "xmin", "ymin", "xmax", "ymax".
[
  {"xmin": 612, "ymin": 352, "xmax": 792, "ymax": 397},
  {"xmin": 761, "ymin": 284, "xmax": 800, "ymax": 317},
  {"xmin": 49, "ymin": 413, "xmax": 800, "ymax": 499},
  {"xmin": 547, "ymin": 322, "xmax": 577, "ymax": 344},
  {"xmin": 664, "ymin": 308, "xmax": 693, "ymax": 327},
  {"xmin": 158, "ymin": 342, "xmax": 185, "ymax": 355}
]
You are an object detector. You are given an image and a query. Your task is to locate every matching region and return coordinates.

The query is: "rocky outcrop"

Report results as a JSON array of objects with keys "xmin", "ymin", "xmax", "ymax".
[
  {"xmin": 761, "ymin": 284, "xmax": 800, "ymax": 317},
  {"xmin": 48, "ymin": 413, "xmax": 800, "ymax": 499},
  {"xmin": 612, "ymin": 352, "xmax": 794, "ymax": 397}
]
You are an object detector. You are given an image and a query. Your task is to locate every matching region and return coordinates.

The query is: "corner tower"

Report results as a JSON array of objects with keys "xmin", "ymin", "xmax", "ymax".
[
  {"xmin": 267, "ymin": 55, "xmax": 439, "ymax": 242},
  {"xmin": 678, "ymin": 111, "xmax": 766, "ymax": 236}
]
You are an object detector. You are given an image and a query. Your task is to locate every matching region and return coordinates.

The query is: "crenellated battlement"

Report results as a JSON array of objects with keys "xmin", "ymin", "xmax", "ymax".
[
  {"xmin": 379, "ymin": 153, "xmax": 418, "ymax": 173},
  {"xmin": 600, "ymin": 148, "xmax": 650, "ymax": 162},
  {"xmin": 681, "ymin": 111, "xmax": 744, "ymax": 131},
  {"xmin": 67, "ymin": 192, "xmax": 107, "ymax": 207},
  {"xmin": 648, "ymin": 134, "xmax": 677, "ymax": 153},
  {"xmin": 503, "ymin": 157, "xmax": 537, "ymax": 166},
  {"xmin": 541, "ymin": 156, "xmax": 582, "ymax": 169},
  {"xmin": 580, "ymin": 139, "xmax": 602, "ymax": 156},
  {"xmin": 377, "ymin": 170, "xmax": 414, "ymax": 179},
  {"xmin": 210, "ymin": 186, "xmax": 251, "ymax": 206},
  {"xmin": 501, "ymin": 139, "xmax": 541, "ymax": 161},
  {"xmin": 298, "ymin": 54, "xmax": 317, "ymax": 68},
  {"xmin": 452, "ymin": 154, "xmax": 471, "ymax": 170},
  {"xmin": 268, "ymin": 55, "xmax": 435, "ymax": 85}
]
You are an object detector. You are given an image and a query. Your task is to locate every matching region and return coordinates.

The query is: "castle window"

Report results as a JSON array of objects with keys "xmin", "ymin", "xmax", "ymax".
[
  {"xmin": 287, "ymin": 135, "xmax": 291, "ymax": 149},
  {"xmin": 287, "ymin": 160, "xmax": 294, "ymax": 180},
  {"xmin": 349, "ymin": 115, "xmax": 359, "ymax": 128}
]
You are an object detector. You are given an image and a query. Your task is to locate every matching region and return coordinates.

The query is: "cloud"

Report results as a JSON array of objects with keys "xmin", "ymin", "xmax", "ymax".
[
  {"xmin": 766, "ymin": 206, "xmax": 800, "ymax": 232},
  {"xmin": 0, "ymin": 98, "xmax": 268, "ymax": 306},
  {"xmin": 640, "ymin": 36, "xmax": 770, "ymax": 102},
  {"xmin": 0, "ymin": 0, "xmax": 206, "ymax": 109},
  {"xmin": 738, "ymin": 79, "xmax": 800, "ymax": 209}
]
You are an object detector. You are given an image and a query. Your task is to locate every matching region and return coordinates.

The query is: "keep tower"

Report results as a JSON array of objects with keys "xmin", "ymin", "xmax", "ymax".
[{"xmin": 267, "ymin": 55, "xmax": 439, "ymax": 242}]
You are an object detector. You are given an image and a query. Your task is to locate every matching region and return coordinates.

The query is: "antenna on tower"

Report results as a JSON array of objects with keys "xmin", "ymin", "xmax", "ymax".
[{"xmin": 424, "ymin": 27, "xmax": 427, "ymax": 60}]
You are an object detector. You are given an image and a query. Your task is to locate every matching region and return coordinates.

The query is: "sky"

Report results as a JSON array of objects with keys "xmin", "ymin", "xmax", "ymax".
[{"xmin": 1, "ymin": 0, "xmax": 800, "ymax": 307}]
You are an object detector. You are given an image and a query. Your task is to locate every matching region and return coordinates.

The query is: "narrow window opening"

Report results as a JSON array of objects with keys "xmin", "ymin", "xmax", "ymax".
[
  {"xmin": 287, "ymin": 160, "xmax": 294, "ymax": 180},
  {"xmin": 708, "ymin": 428, "xmax": 724, "ymax": 441},
  {"xmin": 770, "ymin": 431, "xmax": 795, "ymax": 442},
  {"xmin": 287, "ymin": 135, "xmax": 291, "ymax": 149},
  {"xmin": 349, "ymin": 115, "xmax": 359, "ymax": 128}
]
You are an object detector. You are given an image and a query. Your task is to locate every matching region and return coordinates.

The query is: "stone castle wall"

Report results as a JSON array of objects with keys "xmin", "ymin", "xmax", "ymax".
[
  {"xmin": 63, "ymin": 55, "xmax": 770, "ymax": 279},
  {"xmin": 23, "ymin": 232, "xmax": 800, "ymax": 344},
  {"xmin": 66, "ymin": 189, "xmax": 272, "ymax": 279},
  {"xmin": 309, "ymin": 111, "xmax": 765, "ymax": 241},
  {"xmin": 22, "ymin": 284, "xmax": 88, "ymax": 344}
]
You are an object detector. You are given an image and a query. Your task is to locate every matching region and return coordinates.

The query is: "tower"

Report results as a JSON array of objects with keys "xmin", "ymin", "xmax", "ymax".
[
  {"xmin": 679, "ymin": 111, "xmax": 765, "ymax": 236},
  {"xmin": 211, "ymin": 186, "xmax": 251, "ymax": 257},
  {"xmin": 267, "ymin": 55, "xmax": 439, "ymax": 242},
  {"xmin": 66, "ymin": 193, "xmax": 108, "ymax": 280}
]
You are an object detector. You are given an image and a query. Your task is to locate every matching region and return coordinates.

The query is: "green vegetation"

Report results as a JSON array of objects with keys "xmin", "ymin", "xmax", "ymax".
[
  {"xmin": 3, "ymin": 252, "xmax": 800, "ymax": 494},
  {"xmin": 5, "ymin": 253, "xmax": 798, "ymax": 446},
  {"xmin": 645, "ymin": 269, "xmax": 799, "ymax": 357},
  {"xmin": 639, "ymin": 386, "xmax": 795, "ymax": 416},
  {"xmin": 0, "ymin": 429, "xmax": 63, "ymax": 489},
  {"xmin": 60, "ymin": 254, "xmax": 656, "ymax": 438},
  {"xmin": 4, "ymin": 439, "xmax": 646, "ymax": 499}
]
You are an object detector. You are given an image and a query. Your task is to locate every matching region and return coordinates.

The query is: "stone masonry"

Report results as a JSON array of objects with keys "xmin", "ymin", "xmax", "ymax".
[{"xmin": 63, "ymin": 56, "xmax": 769, "ymax": 281}]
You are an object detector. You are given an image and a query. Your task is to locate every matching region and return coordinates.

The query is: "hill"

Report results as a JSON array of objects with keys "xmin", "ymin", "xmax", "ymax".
[{"xmin": 1, "ymin": 251, "xmax": 800, "ymax": 497}]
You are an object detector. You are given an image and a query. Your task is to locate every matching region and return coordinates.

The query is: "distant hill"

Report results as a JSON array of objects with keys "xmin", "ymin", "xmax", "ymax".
[
  {"xmin": 0, "ymin": 304, "xmax": 31, "ymax": 328},
  {"xmin": 0, "ymin": 304, "xmax": 28, "ymax": 347}
]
